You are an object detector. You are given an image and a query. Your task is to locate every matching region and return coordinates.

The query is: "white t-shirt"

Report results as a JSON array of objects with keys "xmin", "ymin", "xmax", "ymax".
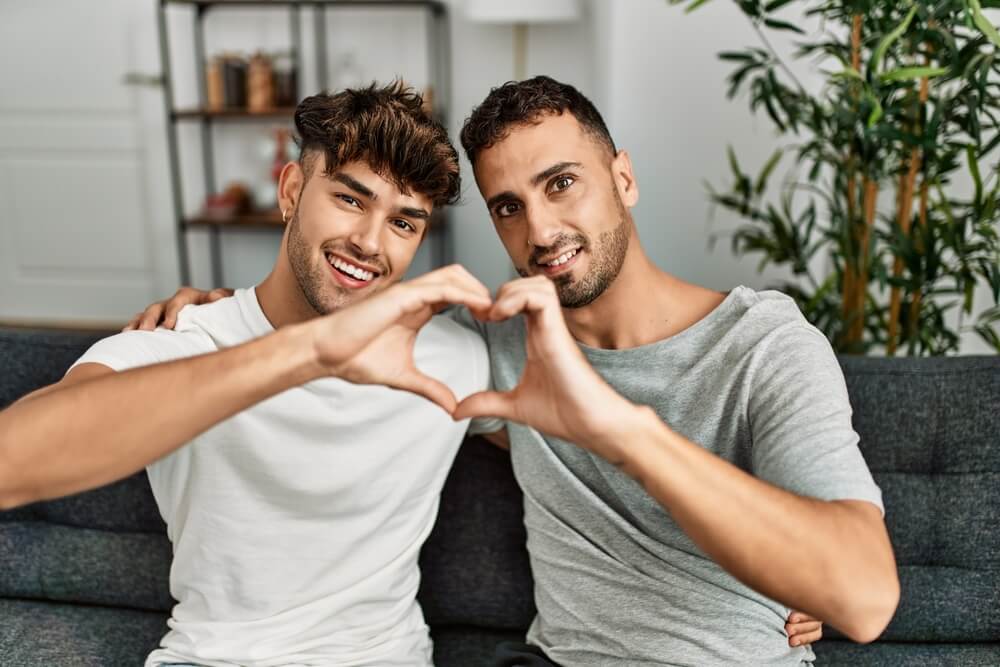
[{"xmin": 71, "ymin": 287, "xmax": 490, "ymax": 667}]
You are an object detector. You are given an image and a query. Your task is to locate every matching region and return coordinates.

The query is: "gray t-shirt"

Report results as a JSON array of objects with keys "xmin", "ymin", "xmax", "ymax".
[{"xmin": 452, "ymin": 286, "xmax": 883, "ymax": 666}]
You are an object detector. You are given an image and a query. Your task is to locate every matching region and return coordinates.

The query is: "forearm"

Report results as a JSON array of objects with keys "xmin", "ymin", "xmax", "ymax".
[
  {"xmin": 0, "ymin": 323, "xmax": 321, "ymax": 509},
  {"xmin": 613, "ymin": 406, "xmax": 898, "ymax": 643}
]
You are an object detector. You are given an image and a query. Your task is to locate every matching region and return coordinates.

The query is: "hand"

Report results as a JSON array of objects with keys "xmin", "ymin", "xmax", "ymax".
[
  {"xmin": 786, "ymin": 610, "xmax": 823, "ymax": 647},
  {"xmin": 453, "ymin": 276, "xmax": 639, "ymax": 464},
  {"xmin": 308, "ymin": 264, "xmax": 492, "ymax": 413},
  {"xmin": 124, "ymin": 286, "xmax": 233, "ymax": 331}
]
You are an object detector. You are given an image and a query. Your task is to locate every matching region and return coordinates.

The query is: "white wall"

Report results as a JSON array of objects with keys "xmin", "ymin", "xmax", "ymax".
[{"xmin": 31, "ymin": 0, "xmax": 990, "ymax": 350}]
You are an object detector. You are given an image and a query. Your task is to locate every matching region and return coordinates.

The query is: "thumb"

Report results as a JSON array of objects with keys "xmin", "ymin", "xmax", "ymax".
[
  {"xmin": 392, "ymin": 370, "xmax": 458, "ymax": 414},
  {"xmin": 453, "ymin": 390, "xmax": 516, "ymax": 422}
]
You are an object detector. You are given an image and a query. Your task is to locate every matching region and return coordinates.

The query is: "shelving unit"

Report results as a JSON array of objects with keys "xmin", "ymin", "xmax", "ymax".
[{"xmin": 157, "ymin": 0, "xmax": 452, "ymax": 285}]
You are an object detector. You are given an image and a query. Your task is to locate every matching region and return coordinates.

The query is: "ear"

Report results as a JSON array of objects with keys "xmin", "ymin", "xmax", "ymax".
[
  {"xmin": 278, "ymin": 161, "xmax": 305, "ymax": 217},
  {"xmin": 611, "ymin": 149, "xmax": 639, "ymax": 208}
]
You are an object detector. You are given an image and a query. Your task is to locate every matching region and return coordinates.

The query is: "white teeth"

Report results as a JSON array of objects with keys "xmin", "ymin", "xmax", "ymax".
[
  {"xmin": 546, "ymin": 248, "xmax": 579, "ymax": 267},
  {"xmin": 330, "ymin": 256, "xmax": 374, "ymax": 282}
]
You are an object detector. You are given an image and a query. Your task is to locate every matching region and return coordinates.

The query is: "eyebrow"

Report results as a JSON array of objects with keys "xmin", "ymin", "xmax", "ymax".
[
  {"xmin": 331, "ymin": 172, "xmax": 429, "ymax": 220},
  {"xmin": 330, "ymin": 172, "xmax": 376, "ymax": 200},
  {"xmin": 532, "ymin": 161, "xmax": 582, "ymax": 186},
  {"xmin": 398, "ymin": 206, "xmax": 430, "ymax": 221},
  {"xmin": 486, "ymin": 161, "xmax": 583, "ymax": 211}
]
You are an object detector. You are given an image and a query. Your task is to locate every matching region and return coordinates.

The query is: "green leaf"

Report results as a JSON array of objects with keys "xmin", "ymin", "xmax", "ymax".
[
  {"xmin": 756, "ymin": 150, "xmax": 783, "ymax": 195},
  {"xmin": 967, "ymin": 144, "xmax": 984, "ymax": 205},
  {"xmin": 764, "ymin": 0, "xmax": 797, "ymax": 11},
  {"xmin": 831, "ymin": 67, "xmax": 865, "ymax": 81},
  {"xmin": 719, "ymin": 51, "xmax": 757, "ymax": 61},
  {"xmin": 878, "ymin": 66, "xmax": 950, "ymax": 82},
  {"xmin": 969, "ymin": 0, "xmax": 1000, "ymax": 48},
  {"xmin": 866, "ymin": 96, "xmax": 884, "ymax": 127},
  {"xmin": 763, "ymin": 18, "xmax": 806, "ymax": 34},
  {"xmin": 872, "ymin": 5, "xmax": 919, "ymax": 74},
  {"xmin": 727, "ymin": 145, "xmax": 742, "ymax": 182},
  {"xmin": 680, "ymin": 0, "xmax": 714, "ymax": 13}
]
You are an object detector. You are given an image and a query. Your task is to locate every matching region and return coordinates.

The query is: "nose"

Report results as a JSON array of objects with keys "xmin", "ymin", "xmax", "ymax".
[
  {"xmin": 348, "ymin": 215, "xmax": 381, "ymax": 258},
  {"xmin": 524, "ymin": 201, "xmax": 561, "ymax": 250}
]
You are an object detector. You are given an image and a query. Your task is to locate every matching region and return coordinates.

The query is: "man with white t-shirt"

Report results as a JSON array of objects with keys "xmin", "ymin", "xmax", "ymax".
[{"xmin": 0, "ymin": 83, "xmax": 498, "ymax": 667}]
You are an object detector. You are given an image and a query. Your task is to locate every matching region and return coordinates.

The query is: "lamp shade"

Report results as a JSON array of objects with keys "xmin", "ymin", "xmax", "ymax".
[{"xmin": 464, "ymin": 0, "xmax": 581, "ymax": 24}]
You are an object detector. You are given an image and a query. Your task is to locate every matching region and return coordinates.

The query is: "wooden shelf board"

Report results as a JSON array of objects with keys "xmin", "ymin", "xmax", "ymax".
[{"xmin": 184, "ymin": 210, "xmax": 286, "ymax": 229}]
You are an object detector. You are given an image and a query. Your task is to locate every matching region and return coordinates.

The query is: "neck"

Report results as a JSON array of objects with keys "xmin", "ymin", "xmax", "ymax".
[
  {"xmin": 256, "ymin": 235, "xmax": 321, "ymax": 329},
  {"xmin": 563, "ymin": 229, "xmax": 725, "ymax": 350}
]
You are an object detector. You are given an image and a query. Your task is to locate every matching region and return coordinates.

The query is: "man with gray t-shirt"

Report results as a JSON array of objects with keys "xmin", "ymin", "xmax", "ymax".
[{"xmin": 448, "ymin": 77, "xmax": 899, "ymax": 666}]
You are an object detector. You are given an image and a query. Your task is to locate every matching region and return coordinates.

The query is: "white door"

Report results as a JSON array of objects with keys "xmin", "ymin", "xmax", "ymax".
[{"xmin": 0, "ymin": 0, "xmax": 177, "ymax": 326}]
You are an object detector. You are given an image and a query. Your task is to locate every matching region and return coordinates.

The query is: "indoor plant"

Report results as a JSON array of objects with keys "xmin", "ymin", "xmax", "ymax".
[{"xmin": 672, "ymin": 0, "xmax": 1000, "ymax": 354}]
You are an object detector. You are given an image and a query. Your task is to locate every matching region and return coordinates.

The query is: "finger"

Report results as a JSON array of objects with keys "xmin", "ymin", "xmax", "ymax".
[
  {"xmin": 163, "ymin": 301, "xmax": 184, "ymax": 329},
  {"xmin": 453, "ymin": 390, "xmax": 515, "ymax": 422},
  {"xmin": 404, "ymin": 283, "xmax": 493, "ymax": 316},
  {"xmin": 122, "ymin": 314, "xmax": 141, "ymax": 332},
  {"xmin": 163, "ymin": 292, "xmax": 201, "ymax": 328},
  {"xmin": 787, "ymin": 611, "xmax": 819, "ymax": 624},
  {"xmin": 138, "ymin": 304, "xmax": 165, "ymax": 331},
  {"xmin": 418, "ymin": 264, "xmax": 491, "ymax": 299},
  {"xmin": 489, "ymin": 283, "xmax": 563, "ymax": 329},
  {"xmin": 208, "ymin": 288, "xmax": 231, "ymax": 303},
  {"xmin": 392, "ymin": 371, "xmax": 458, "ymax": 414},
  {"xmin": 786, "ymin": 621, "xmax": 822, "ymax": 635},
  {"xmin": 788, "ymin": 628, "xmax": 822, "ymax": 647}
]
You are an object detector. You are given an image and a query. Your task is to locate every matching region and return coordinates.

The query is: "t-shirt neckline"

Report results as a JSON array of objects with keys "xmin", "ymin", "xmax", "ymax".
[{"xmin": 576, "ymin": 285, "xmax": 750, "ymax": 361}]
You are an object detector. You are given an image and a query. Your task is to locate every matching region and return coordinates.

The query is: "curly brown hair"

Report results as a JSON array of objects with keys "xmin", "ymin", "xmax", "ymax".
[
  {"xmin": 460, "ymin": 76, "xmax": 617, "ymax": 167},
  {"xmin": 294, "ymin": 81, "xmax": 460, "ymax": 206}
]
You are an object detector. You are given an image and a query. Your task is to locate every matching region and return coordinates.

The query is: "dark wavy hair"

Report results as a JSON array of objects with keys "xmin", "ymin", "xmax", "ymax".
[
  {"xmin": 294, "ymin": 81, "xmax": 460, "ymax": 206},
  {"xmin": 460, "ymin": 76, "xmax": 617, "ymax": 167}
]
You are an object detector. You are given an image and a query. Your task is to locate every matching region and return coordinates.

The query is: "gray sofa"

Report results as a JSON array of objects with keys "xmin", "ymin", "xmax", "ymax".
[{"xmin": 0, "ymin": 328, "xmax": 997, "ymax": 665}]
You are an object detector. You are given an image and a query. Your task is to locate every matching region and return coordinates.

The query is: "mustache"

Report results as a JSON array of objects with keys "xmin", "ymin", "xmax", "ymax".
[
  {"xmin": 529, "ymin": 233, "xmax": 588, "ymax": 266},
  {"xmin": 322, "ymin": 245, "xmax": 388, "ymax": 274}
]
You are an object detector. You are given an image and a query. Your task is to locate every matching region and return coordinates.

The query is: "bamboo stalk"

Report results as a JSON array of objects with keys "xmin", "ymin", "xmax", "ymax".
[
  {"xmin": 887, "ymin": 73, "xmax": 931, "ymax": 355},
  {"xmin": 850, "ymin": 177, "xmax": 880, "ymax": 344},
  {"xmin": 907, "ymin": 179, "xmax": 930, "ymax": 346},
  {"xmin": 840, "ymin": 14, "xmax": 865, "ymax": 349}
]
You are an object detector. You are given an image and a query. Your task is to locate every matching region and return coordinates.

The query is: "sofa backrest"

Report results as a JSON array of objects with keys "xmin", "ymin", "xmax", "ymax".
[
  {"xmin": 1, "ymin": 329, "xmax": 998, "ymax": 645},
  {"xmin": 0, "ymin": 330, "xmax": 172, "ymax": 613},
  {"xmin": 840, "ymin": 355, "xmax": 1000, "ymax": 643}
]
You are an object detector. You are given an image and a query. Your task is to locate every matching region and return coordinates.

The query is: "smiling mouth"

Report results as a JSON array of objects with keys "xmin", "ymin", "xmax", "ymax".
[
  {"xmin": 534, "ymin": 246, "xmax": 582, "ymax": 276},
  {"xmin": 540, "ymin": 247, "xmax": 580, "ymax": 268},
  {"xmin": 325, "ymin": 253, "xmax": 379, "ymax": 284}
]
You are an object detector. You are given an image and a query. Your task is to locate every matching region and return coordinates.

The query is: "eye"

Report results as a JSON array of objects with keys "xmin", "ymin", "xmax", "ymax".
[
  {"xmin": 495, "ymin": 201, "xmax": 521, "ymax": 218},
  {"xmin": 390, "ymin": 218, "xmax": 416, "ymax": 233},
  {"xmin": 336, "ymin": 194, "xmax": 361, "ymax": 207},
  {"xmin": 551, "ymin": 175, "xmax": 575, "ymax": 192}
]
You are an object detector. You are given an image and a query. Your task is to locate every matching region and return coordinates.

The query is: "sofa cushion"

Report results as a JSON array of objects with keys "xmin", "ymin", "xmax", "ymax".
[
  {"xmin": 0, "ymin": 598, "xmax": 167, "ymax": 666},
  {"xmin": 0, "ymin": 520, "xmax": 172, "ymax": 612},
  {"xmin": 841, "ymin": 356, "xmax": 1000, "ymax": 642},
  {"xmin": 430, "ymin": 626, "xmax": 526, "ymax": 667},
  {"xmin": 815, "ymin": 638, "xmax": 1000, "ymax": 666},
  {"xmin": 0, "ymin": 329, "xmax": 106, "ymax": 409},
  {"xmin": 418, "ymin": 436, "xmax": 536, "ymax": 630}
]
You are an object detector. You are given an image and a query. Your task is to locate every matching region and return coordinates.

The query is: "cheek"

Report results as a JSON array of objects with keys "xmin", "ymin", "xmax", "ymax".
[
  {"xmin": 495, "ymin": 222, "xmax": 529, "ymax": 260},
  {"xmin": 384, "ymin": 233, "xmax": 421, "ymax": 274}
]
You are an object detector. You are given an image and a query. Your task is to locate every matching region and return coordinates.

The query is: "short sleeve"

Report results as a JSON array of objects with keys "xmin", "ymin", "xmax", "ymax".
[
  {"xmin": 747, "ymin": 324, "xmax": 884, "ymax": 513},
  {"xmin": 442, "ymin": 306, "xmax": 505, "ymax": 435},
  {"xmin": 70, "ymin": 328, "xmax": 209, "ymax": 375}
]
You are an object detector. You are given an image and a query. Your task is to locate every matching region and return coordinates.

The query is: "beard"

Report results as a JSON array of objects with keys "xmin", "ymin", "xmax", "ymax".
[
  {"xmin": 286, "ymin": 206, "xmax": 335, "ymax": 315},
  {"xmin": 520, "ymin": 185, "xmax": 631, "ymax": 309}
]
